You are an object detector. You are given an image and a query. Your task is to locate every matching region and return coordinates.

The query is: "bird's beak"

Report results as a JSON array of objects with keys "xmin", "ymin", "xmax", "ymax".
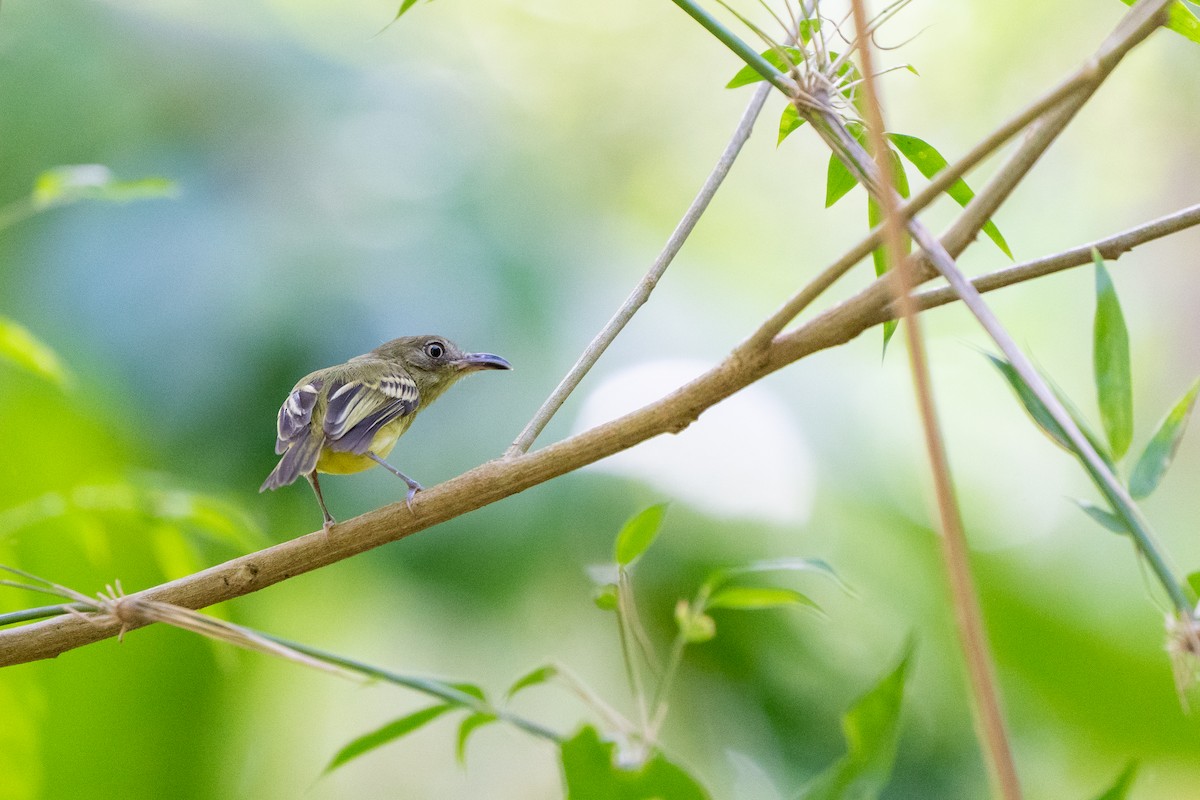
[{"xmin": 457, "ymin": 352, "xmax": 512, "ymax": 371}]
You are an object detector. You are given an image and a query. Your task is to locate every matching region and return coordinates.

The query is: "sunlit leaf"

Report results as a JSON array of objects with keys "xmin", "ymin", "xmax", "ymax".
[
  {"xmin": 325, "ymin": 704, "xmax": 453, "ymax": 773},
  {"xmin": 1119, "ymin": 0, "xmax": 1200, "ymax": 45},
  {"xmin": 506, "ymin": 665, "xmax": 558, "ymax": 700},
  {"xmin": 456, "ymin": 711, "xmax": 498, "ymax": 764},
  {"xmin": 394, "ymin": 0, "xmax": 422, "ymax": 21},
  {"xmin": 887, "ymin": 133, "xmax": 1012, "ymax": 258},
  {"xmin": 1072, "ymin": 499, "xmax": 1129, "ymax": 535},
  {"xmin": 726, "ymin": 47, "xmax": 806, "ymax": 89},
  {"xmin": 1091, "ymin": 761, "xmax": 1139, "ymax": 800},
  {"xmin": 706, "ymin": 586, "xmax": 820, "ymax": 613},
  {"xmin": 1092, "ymin": 251, "xmax": 1133, "ymax": 460},
  {"xmin": 0, "ymin": 317, "xmax": 70, "ymax": 386},
  {"xmin": 1187, "ymin": 571, "xmax": 1200, "ymax": 600},
  {"xmin": 560, "ymin": 725, "xmax": 711, "ymax": 800},
  {"xmin": 31, "ymin": 165, "xmax": 176, "ymax": 211},
  {"xmin": 1128, "ymin": 378, "xmax": 1200, "ymax": 498},
  {"xmin": 799, "ymin": 646, "xmax": 912, "ymax": 800},
  {"xmin": 614, "ymin": 503, "xmax": 669, "ymax": 566},
  {"xmin": 778, "ymin": 104, "xmax": 806, "ymax": 145}
]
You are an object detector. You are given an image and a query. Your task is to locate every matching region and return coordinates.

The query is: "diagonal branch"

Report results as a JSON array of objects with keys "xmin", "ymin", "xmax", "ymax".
[{"xmin": 507, "ymin": 81, "xmax": 775, "ymax": 457}]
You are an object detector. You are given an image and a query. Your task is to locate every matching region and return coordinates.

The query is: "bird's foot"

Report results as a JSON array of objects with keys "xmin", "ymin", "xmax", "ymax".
[{"xmin": 404, "ymin": 481, "xmax": 424, "ymax": 511}]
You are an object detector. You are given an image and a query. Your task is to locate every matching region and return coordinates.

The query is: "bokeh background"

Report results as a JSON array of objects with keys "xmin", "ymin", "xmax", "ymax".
[{"xmin": 2, "ymin": 0, "xmax": 1199, "ymax": 797}]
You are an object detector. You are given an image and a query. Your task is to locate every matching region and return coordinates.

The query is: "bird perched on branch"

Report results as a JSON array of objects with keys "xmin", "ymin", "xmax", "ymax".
[{"xmin": 260, "ymin": 335, "xmax": 511, "ymax": 527}]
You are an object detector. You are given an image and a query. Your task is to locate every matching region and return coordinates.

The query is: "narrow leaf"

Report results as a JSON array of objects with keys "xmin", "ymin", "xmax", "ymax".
[
  {"xmin": 456, "ymin": 711, "xmax": 498, "ymax": 764},
  {"xmin": 1092, "ymin": 250, "xmax": 1133, "ymax": 460},
  {"xmin": 326, "ymin": 704, "xmax": 453, "ymax": 773},
  {"xmin": 1186, "ymin": 571, "xmax": 1200, "ymax": 600},
  {"xmin": 868, "ymin": 149, "xmax": 911, "ymax": 351},
  {"xmin": 1119, "ymin": 0, "xmax": 1200, "ymax": 45},
  {"xmin": 707, "ymin": 557, "xmax": 845, "ymax": 593},
  {"xmin": 726, "ymin": 47, "xmax": 805, "ymax": 89},
  {"xmin": 560, "ymin": 725, "xmax": 711, "ymax": 800},
  {"xmin": 826, "ymin": 153, "xmax": 859, "ymax": 208},
  {"xmin": 394, "ymin": 0, "xmax": 421, "ymax": 21},
  {"xmin": 1072, "ymin": 499, "xmax": 1130, "ymax": 535},
  {"xmin": 0, "ymin": 317, "xmax": 70, "ymax": 386},
  {"xmin": 706, "ymin": 586, "xmax": 819, "ymax": 612},
  {"xmin": 985, "ymin": 354, "xmax": 1115, "ymax": 470},
  {"xmin": 1129, "ymin": 377, "xmax": 1200, "ymax": 498},
  {"xmin": 614, "ymin": 503, "xmax": 669, "ymax": 566},
  {"xmin": 31, "ymin": 165, "xmax": 176, "ymax": 210},
  {"xmin": 506, "ymin": 665, "xmax": 558, "ymax": 700},
  {"xmin": 887, "ymin": 133, "xmax": 1012, "ymax": 258},
  {"xmin": 1092, "ymin": 761, "xmax": 1139, "ymax": 800},
  {"xmin": 778, "ymin": 104, "xmax": 806, "ymax": 145},
  {"xmin": 800, "ymin": 645, "xmax": 912, "ymax": 800}
]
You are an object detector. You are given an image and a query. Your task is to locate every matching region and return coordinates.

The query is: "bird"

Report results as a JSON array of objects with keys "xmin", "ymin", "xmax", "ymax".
[{"xmin": 260, "ymin": 334, "xmax": 511, "ymax": 527}]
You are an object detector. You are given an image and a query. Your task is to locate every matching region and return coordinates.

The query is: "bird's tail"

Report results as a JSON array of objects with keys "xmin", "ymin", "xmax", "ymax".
[{"xmin": 259, "ymin": 434, "xmax": 322, "ymax": 492}]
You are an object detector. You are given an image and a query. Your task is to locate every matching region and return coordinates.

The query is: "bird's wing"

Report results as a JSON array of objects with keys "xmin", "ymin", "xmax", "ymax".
[
  {"xmin": 323, "ymin": 370, "xmax": 420, "ymax": 455},
  {"xmin": 260, "ymin": 379, "xmax": 325, "ymax": 491}
]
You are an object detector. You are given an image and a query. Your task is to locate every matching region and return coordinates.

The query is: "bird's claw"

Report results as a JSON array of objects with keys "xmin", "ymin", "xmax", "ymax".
[{"xmin": 404, "ymin": 482, "xmax": 423, "ymax": 511}]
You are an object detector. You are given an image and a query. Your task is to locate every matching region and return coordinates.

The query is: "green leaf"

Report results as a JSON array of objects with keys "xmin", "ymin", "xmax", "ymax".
[
  {"xmin": 706, "ymin": 586, "xmax": 820, "ymax": 612},
  {"xmin": 868, "ymin": 149, "xmax": 911, "ymax": 351},
  {"xmin": 31, "ymin": 165, "xmax": 176, "ymax": 211},
  {"xmin": 1187, "ymin": 571, "xmax": 1200, "ymax": 600},
  {"xmin": 777, "ymin": 104, "xmax": 806, "ymax": 145},
  {"xmin": 706, "ymin": 557, "xmax": 846, "ymax": 593},
  {"xmin": 1091, "ymin": 761, "xmax": 1139, "ymax": 800},
  {"xmin": 506, "ymin": 665, "xmax": 558, "ymax": 700},
  {"xmin": 1128, "ymin": 377, "xmax": 1200, "ymax": 498},
  {"xmin": 799, "ymin": 646, "xmax": 912, "ymax": 800},
  {"xmin": 1072, "ymin": 499, "xmax": 1129, "ymax": 535},
  {"xmin": 1092, "ymin": 251, "xmax": 1133, "ymax": 460},
  {"xmin": 0, "ymin": 317, "xmax": 70, "ymax": 387},
  {"xmin": 560, "ymin": 725, "xmax": 711, "ymax": 800},
  {"xmin": 726, "ymin": 47, "xmax": 805, "ymax": 89},
  {"xmin": 325, "ymin": 704, "xmax": 453, "ymax": 773},
  {"xmin": 593, "ymin": 583, "xmax": 619, "ymax": 611},
  {"xmin": 456, "ymin": 711, "xmax": 498, "ymax": 764},
  {"xmin": 887, "ymin": 133, "xmax": 1012, "ymax": 258},
  {"xmin": 614, "ymin": 503, "xmax": 669, "ymax": 566},
  {"xmin": 1119, "ymin": 0, "xmax": 1200, "ymax": 45},
  {"xmin": 674, "ymin": 600, "xmax": 716, "ymax": 643},
  {"xmin": 826, "ymin": 153, "xmax": 859, "ymax": 208},
  {"xmin": 394, "ymin": 0, "xmax": 421, "ymax": 21},
  {"xmin": 985, "ymin": 354, "xmax": 1114, "ymax": 470}
]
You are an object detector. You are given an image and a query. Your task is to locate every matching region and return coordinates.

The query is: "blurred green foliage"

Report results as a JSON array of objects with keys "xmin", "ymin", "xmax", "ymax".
[{"xmin": 2, "ymin": 1, "xmax": 1200, "ymax": 798}]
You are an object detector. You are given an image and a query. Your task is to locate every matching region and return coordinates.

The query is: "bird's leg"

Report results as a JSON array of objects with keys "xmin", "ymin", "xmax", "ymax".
[
  {"xmin": 367, "ymin": 452, "xmax": 423, "ymax": 509},
  {"xmin": 305, "ymin": 472, "xmax": 337, "ymax": 530}
]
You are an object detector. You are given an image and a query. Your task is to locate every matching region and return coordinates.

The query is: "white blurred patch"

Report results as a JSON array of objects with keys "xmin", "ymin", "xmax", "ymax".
[{"xmin": 573, "ymin": 359, "xmax": 814, "ymax": 523}]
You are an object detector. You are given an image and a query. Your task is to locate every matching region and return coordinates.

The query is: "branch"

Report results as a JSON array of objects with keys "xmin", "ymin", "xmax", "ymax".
[
  {"xmin": 849, "ymin": 3, "xmax": 1022, "ymax": 798},
  {"xmin": 506, "ymin": 80, "xmax": 774, "ymax": 456},
  {"xmin": 904, "ymin": 202, "xmax": 1200, "ymax": 319}
]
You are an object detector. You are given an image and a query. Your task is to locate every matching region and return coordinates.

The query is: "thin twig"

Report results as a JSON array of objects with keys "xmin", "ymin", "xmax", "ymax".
[
  {"xmin": 849, "ymin": 3, "xmax": 1022, "ymax": 798},
  {"xmin": 506, "ymin": 81, "xmax": 774, "ymax": 456},
  {"xmin": 904, "ymin": 203, "xmax": 1200, "ymax": 319}
]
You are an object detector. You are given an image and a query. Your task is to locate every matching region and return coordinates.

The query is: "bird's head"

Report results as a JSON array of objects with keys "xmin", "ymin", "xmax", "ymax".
[{"xmin": 371, "ymin": 334, "xmax": 511, "ymax": 397}]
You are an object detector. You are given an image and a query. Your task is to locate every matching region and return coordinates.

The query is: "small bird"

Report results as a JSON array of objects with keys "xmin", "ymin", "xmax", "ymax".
[{"xmin": 260, "ymin": 335, "xmax": 511, "ymax": 527}]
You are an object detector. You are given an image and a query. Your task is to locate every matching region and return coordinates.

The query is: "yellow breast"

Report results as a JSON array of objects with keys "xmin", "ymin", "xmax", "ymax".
[{"xmin": 315, "ymin": 417, "xmax": 411, "ymax": 475}]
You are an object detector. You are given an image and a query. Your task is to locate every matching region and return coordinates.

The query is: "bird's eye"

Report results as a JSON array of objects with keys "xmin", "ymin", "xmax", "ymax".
[{"xmin": 425, "ymin": 341, "xmax": 445, "ymax": 359}]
